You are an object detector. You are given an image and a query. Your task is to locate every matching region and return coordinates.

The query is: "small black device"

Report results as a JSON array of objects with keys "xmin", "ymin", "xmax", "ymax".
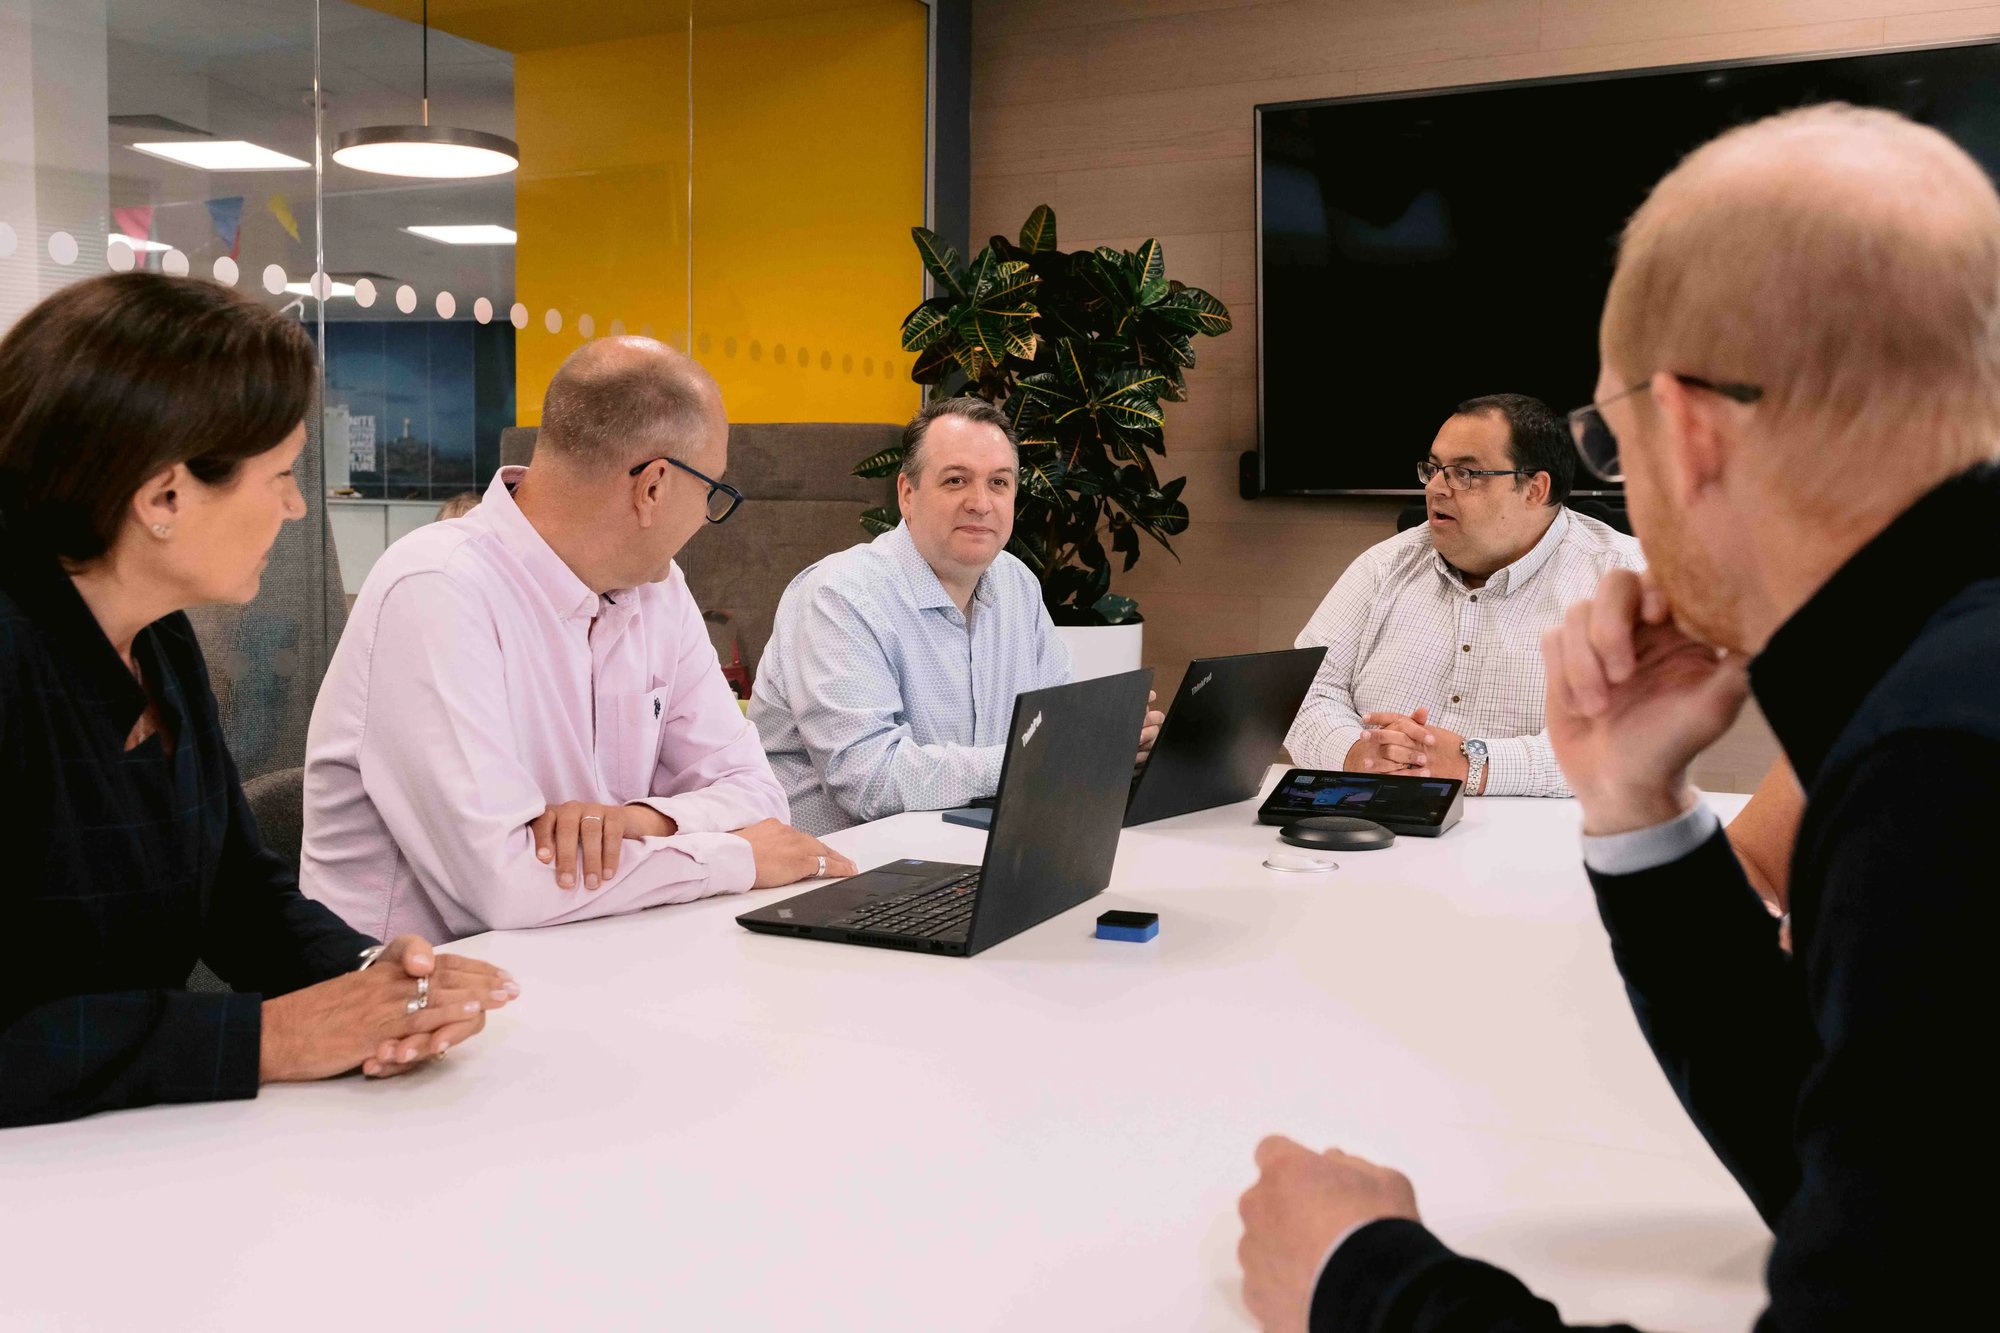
[
  {"xmin": 1256, "ymin": 768, "xmax": 1464, "ymax": 837},
  {"xmin": 1125, "ymin": 646, "xmax": 1328, "ymax": 826},
  {"xmin": 737, "ymin": 671, "xmax": 1153, "ymax": 957},
  {"xmin": 940, "ymin": 806, "xmax": 994, "ymax": 831},
  {"xmin": 1279, "ymin": 816, "xmax": 1395, "ymax": 851}
]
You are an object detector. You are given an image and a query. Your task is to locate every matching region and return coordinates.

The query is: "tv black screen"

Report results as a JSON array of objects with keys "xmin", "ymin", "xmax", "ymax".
[{"xmin": 1255, "ymin": 40, "xmax": 2000, "ymax": 496}]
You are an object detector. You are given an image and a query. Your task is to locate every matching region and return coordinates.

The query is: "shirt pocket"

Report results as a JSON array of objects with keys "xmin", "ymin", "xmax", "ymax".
[{"xmin": 599, "ymin": 687, "xmax": 671, "ymax": 804}]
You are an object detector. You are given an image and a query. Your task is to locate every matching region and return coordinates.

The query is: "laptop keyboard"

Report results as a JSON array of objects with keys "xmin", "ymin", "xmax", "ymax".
[{"xmin": 840, "ymin": 869, "xmax": 982, "ymax": 938}]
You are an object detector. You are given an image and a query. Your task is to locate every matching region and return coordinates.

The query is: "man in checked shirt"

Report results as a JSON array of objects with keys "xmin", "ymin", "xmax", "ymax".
[{"xmin": 1284, "ymin": 394, "xmax": 1643, "ymax": 797}]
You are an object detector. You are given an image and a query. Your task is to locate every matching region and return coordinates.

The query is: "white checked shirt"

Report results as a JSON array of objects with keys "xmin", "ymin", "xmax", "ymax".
[
  {"xmin": 749, "ymin": 522, "xmax": 1073, "ymax": 836},
  {"xmin": 1284, "ymin": 509, "xmax": 1643, "ymax": 796}
]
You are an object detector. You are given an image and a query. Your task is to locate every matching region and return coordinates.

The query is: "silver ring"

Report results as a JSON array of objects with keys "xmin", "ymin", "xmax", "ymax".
[
  {"xmin": 404, "ymin": 974, "xmax": 430, "ymax": 1014},
  {"xmin": 816, "ymin": 854, "xmax": 827, "ymax": 878},
  {"xmin": 580, "ymin": 815, "xmax": 603, "ymax": 823}
]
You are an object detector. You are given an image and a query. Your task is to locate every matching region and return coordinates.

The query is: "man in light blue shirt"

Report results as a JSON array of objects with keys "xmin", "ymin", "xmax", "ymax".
[{"xmin": 751, "ymin": 397, "xmax": 1160, "ymax": 835}]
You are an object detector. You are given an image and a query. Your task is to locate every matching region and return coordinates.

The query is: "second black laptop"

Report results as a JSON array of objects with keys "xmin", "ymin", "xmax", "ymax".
[
  {"xmin": 736, "ymin": 670, "xmax": 1153, "ymax": 957},
  {"xmin": 1123, "ymin": 646, "xmax": 1328, "ymax": 825}
]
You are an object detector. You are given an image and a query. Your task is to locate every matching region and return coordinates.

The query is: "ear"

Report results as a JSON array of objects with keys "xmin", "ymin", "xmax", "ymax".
[
  {"xmin": 1648, "ymin": 371, "xmax": 1727, "ymax": 506},
  {"xmin": 631, "ymin": 460, "xmax": 666, "ymax": 530},
  {"xmin": 895, "ymin": 471, "xmax": 915, "ymax": 519},
  {"xmin": 1522, "ymin": 468, "xmax": 1552, "ymax": 508},
  {"xmin": 130, "ymin": 463, "xmax": 184, "ymax": 534}
]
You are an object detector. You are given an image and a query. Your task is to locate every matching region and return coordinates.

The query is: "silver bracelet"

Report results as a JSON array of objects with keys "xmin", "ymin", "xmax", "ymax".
[{"xmin": 355, "ymin": 943, "xmax": 389, "ymax": 972}]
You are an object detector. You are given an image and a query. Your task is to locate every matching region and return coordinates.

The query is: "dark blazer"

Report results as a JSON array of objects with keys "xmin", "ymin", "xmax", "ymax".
[
  {"xmin": 1313, "ymin": 465, "xmax": 2000, "ymax": 1331},
  {"xmin": 1, "ymin": 523, "xmax": 374, "ymax": 1129}
]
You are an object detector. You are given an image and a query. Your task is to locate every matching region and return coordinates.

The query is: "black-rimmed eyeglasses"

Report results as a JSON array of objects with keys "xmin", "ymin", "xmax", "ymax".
[
  {"xmin": 1567, "ymin": 375, "xmax": 1764, "ymax": 483},
  {"xmin": 628, "ymin": 455, "xmax": 745, "ymax": 524},
  {"xmin": 1416, "ymin": 460, "xmax": 1536, "ymax": 490}
]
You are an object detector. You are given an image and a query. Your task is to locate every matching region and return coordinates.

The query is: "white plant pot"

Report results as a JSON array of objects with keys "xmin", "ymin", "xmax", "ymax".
[{"xmin": 1055, "ymin": 620, "xmax": 1144, "ymax": 682}]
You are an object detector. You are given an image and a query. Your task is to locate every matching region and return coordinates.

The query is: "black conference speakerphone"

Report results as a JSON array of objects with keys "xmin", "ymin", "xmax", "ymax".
[{"xmin": 1255, "ymin": 769, "xmax": 1464, "ymax": 837}]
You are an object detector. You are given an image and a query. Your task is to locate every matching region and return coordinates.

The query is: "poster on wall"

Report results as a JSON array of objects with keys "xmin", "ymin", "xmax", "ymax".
[{"xmin": 348, "ymin": 414, "xmax": 378, "ymax": 473}]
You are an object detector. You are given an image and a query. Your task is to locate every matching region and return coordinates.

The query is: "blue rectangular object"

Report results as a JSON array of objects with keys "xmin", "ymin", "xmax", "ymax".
[{"xmin": 1095, "ymin": 910, "xmax": 1159, "ymax": 943}]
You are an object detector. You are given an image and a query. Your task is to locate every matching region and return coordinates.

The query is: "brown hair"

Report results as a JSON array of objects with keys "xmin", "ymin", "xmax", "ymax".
[
  {"xmin": 0, "ymin": 272, "xmax": 317, "ymax": 562},
  {"xmin": 1602, "ymin": 103, "xmax": 2000, "ymax": 522},
  {"xmin": 900, "ymin": 396, "xmax": 1019, "ymax": 481}
]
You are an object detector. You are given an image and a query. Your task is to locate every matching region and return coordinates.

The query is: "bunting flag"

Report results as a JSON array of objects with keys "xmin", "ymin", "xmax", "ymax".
[
  {"xmin": 110, "ymin": 205, "xmax": 154, "ymax": 251},
  {"xmin": 266, "ymin": 192, "xmax": 300, "ymax": 242},
  {"xmin": 205, "ymin": 196, "xmax": 244, "ymax": 259}
]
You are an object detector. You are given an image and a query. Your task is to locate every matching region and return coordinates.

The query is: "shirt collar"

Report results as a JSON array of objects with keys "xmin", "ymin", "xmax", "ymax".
[
  {"xmin": 0, "ymin": 517, "xmax": 153, "ymax": 727},
  {"xmin": 1432, "ymin": 506, "xmax": 1569, "ymax": 596},
  {"xmin": 882, "ymin": 521, "xmax": 995, "ymax": 612},
  {"xmin": 478, "ymin": 466, "xmax": 609, "ymax": 623},
  {"xmin": 1752, "ymin": 462, "xmax": 2000, "ymax": 787}
]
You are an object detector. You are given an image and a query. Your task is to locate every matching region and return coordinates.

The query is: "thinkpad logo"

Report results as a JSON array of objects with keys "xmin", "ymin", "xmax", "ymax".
[
  {"xmin": 1020, "ymin": 711, "xmax": 1043, "ymax": 746},
  {"xmin": 1190, "ymin": 672, "xmax": 1214, "ymax": 695}
]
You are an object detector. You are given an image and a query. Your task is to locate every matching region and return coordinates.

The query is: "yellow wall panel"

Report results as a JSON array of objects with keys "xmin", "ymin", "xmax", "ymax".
[
  {"xmin": 689, "ymin": 5, "xmax": 926, "ymax": 423},
  {"xmin": 511, "ymin": 2, "xmax": 925, "ymax": 427}
]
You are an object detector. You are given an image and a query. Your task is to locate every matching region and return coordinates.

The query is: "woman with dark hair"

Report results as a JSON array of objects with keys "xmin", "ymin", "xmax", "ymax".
[{"xmin": 0, "ymin": 273, "xmax": 518, "ymax": 1129}]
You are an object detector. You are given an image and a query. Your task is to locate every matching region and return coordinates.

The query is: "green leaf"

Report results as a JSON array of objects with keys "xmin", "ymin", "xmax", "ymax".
[
  {"xmin": 1093, "ymin": 591, "xmax": 1139, "ymax": 624},
  {"xmin": 1019, "ymin": 204, "xmax": 1058, "ymax": 254},
  {"xmin": 912, "ymin": 227, "xmax": 965, "ymax": 299},
  {"xmin": 860, "ymin": 505, "xmax": 899, "ymax": 537},
  {"xmin": 853, "ymin": 447, "xmax": 905, "ymax": 479},
  {"xmin": 1018, "ymin": 452, "xmax": 1067, "ymax": 502},
  {"xmin": 911, "ymin": 340, "xmax": 957, "ymax": 385},
  {"xmin": 900, "ymin": 303, "xmax": 949, "ymax": 353},
  {"xmin": 1133, "ymin": 239, "xmax": 1168, "ymax": 304},
  {"xmin": 1155, "ymin": 286, "xmax": 1233, "ymax": 337}
]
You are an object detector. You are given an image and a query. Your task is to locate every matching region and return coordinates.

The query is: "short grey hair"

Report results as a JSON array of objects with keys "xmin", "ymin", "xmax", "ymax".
[
  {"xmin": 900, "ymin": 395, "xmax": 1020, "ymax": 481},
  {"xmin": 536, "ymin": 338, "xmax": 717, "ymax": 471}
]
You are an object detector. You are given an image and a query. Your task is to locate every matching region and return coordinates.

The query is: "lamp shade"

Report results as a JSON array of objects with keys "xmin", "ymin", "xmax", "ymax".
[{"xmin": 331, "ymin": 125, "xmax": 518, "ymax": 179}]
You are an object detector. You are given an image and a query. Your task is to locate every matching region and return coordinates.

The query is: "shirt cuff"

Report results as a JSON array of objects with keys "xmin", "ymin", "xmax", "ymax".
[
  {"xmin": 1581, "ymin": 801, "xmax": 1720, "ymax": 876},
  {"xmin": 675, "ymin": 829, "xmax": 759, "ymax": 895},
  {"xmin": 1475, "ymin": 735, "xmax": 1568, "ymax": 798}
]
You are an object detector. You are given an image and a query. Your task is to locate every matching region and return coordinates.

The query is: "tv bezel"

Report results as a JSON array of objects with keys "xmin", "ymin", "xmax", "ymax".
[{"xmin": 1251, "ymin": 36, "xmax": 2000, "ymax": 498}]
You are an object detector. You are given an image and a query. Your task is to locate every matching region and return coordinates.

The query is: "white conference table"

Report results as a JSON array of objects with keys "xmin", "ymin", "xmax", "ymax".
[{"xmin": 2, "ymin": 781, "xmax": 1766, "ymax": 1332}]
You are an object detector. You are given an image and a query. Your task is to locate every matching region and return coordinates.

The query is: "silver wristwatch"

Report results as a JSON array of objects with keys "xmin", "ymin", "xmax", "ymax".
[{"xmin": 1461, "ymin": 738, "xmax": 1489, "ymax": 795}]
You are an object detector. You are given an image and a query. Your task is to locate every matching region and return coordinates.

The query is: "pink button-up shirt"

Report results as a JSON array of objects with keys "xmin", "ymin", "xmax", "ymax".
[{"xmin": 301, "ymin": 467, "xmax": 786, "ymax": 942}]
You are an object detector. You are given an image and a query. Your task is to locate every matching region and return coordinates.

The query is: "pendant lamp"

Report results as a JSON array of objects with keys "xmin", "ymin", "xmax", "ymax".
[{"xmin": 332, "ymin": 1, "xmax": 518, "ymax": 180}]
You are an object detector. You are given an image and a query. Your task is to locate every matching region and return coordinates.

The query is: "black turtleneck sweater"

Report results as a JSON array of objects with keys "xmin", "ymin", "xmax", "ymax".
[
  {"xmin": 1313, "ymin": 464, "xmax": 1999, "ymax": 1331},
  {"xmin": 1, "ymin": 526, "xmax": 373, "ymax": 1130}
]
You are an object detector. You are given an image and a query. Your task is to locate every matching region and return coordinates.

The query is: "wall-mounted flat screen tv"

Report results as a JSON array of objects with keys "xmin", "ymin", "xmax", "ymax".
[{"xmin": 1255, "ymin": 40, "xmax": 2000, "ymax": 496}]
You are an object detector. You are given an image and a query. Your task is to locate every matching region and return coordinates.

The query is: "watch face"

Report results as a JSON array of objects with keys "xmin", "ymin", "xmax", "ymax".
[{"xmin": 1463, "ymin": 739, "xmax": 1488, "ymax": 759}]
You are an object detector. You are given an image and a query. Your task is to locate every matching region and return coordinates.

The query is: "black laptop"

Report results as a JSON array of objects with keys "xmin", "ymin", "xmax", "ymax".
[
  {"xmin": 1122, "ymin": 646, "xmax": 1328, "ymax": 826},
  {"xmin": 735, "ymin": 670, "xmax": 1153, "ymax": 957}
]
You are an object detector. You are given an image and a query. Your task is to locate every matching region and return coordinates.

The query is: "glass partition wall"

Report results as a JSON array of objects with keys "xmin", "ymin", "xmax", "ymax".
[{"xmin": 1, "ymin": 0, "xmax": 929, "ymax": 770}]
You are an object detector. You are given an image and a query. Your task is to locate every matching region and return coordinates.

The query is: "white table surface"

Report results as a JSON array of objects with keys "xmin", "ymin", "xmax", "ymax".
[{"xmin": 1, "ymin": 782, "xmax": 1764, "ymax": 1332}]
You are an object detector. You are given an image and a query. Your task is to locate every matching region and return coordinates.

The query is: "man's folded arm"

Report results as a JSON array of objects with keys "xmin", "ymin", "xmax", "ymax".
[
  {"xmin": 785, "ymin": 582, "xmax": 1006, "ymax": 823},
  {"xmin": 635, "ymin": 571, "xmax": 789, "ymax": 834},
  {"xmin": 356, "ymin": 574, "xmax": 755, "ymax": 932}
]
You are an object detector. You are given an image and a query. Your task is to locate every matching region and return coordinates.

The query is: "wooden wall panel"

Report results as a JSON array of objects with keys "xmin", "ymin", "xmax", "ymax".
[{"xmin": 969, "ymin": 0, "xmax": 2000, "ymax": 790}]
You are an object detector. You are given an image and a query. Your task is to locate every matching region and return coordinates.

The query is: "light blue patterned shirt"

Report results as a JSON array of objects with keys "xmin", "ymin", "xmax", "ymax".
[{"xmin": 749, "ymin": 522, "xmax": 1073, "ymax": 835}]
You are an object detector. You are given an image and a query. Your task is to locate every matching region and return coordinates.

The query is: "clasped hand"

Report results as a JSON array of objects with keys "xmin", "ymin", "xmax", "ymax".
[
  {"xmin": 260, "ymin": 935, "xmax": 519, "ymax": 1083},
  {"xmin": 1541, "ymin": 567, "xmax": 1749, "ymax": 835},
  {"xmin": 1343, "ymin": 707, "xmax": 1469, "ymax": 782}
]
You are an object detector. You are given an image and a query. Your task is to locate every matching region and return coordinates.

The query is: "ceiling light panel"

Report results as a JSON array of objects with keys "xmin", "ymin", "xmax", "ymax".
[{"xmin": 130, "ymin": 140, "xmax": 310, "ymax": 171}]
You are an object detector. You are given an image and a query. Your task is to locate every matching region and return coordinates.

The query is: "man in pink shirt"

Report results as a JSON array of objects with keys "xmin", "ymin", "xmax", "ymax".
[{"xmin": 302, "ymin": 338, "xmax": 854, "ymax": 943}]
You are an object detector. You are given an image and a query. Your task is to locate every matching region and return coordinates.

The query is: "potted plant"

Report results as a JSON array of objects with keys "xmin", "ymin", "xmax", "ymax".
[{"xmin": 853, "ymin": 205, "xmax": 1232, "ymax": 677}]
